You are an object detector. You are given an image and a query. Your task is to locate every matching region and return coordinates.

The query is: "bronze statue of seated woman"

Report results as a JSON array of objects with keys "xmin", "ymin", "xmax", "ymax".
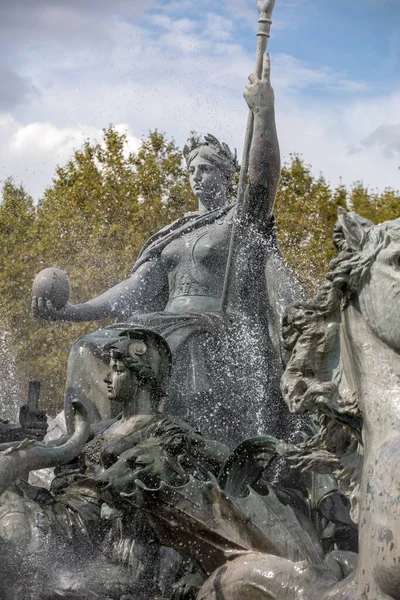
[{"xmin": 32, "ymin": 54, "xmax": 300, "ymax": 446}]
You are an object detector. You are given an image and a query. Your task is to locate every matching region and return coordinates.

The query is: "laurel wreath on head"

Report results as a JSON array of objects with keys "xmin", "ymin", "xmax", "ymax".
[{"xmin": 183, "ymin": 133, "xmax": 240, "ymax": 174}]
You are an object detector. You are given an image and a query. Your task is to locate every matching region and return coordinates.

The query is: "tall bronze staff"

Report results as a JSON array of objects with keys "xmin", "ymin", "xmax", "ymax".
[{"xmin": 221, "ymin": 0, "xmax": 276, "ymax": 313}]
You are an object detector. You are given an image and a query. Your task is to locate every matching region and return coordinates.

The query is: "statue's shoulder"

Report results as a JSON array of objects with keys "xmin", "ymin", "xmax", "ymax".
[{"xmin": 142, "ymin": 204, "xmax": 235, "ymax": 253}]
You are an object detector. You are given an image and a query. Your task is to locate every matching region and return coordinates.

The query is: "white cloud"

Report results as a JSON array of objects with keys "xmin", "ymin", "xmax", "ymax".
[
  {"xmin": 0, "ymin": 3, "xmax": 399, "ymax": 202},
  {"xmin": 0, "ymin": 115, "xmax": 140, "ymax": 198},
  {"xmin": 205, "ymin": 13, "xmax": 234, "ymax": 42},
  {"xmin": 275, "ymin": 93, "xmax": 400, "ymax": 193},
  {"xmin": 361, "ymin": 124, "xmax": 400, "ymax": 156},
  {"xmin": 0, "ymin": 0, "xmax": 155, "ymax": 46},
  {"xmin": 271, "ymin": 54, "xmax": 369, "ymax": 94}
]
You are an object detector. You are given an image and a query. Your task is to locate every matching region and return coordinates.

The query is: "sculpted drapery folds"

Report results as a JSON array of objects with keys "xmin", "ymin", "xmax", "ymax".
[{"xmin": 116, "ymin": 212, "xmax": 400, "ymax": 600}]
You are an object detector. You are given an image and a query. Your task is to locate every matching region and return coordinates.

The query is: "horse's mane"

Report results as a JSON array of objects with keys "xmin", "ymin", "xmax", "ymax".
[{"xmin": 281, "ymin": 211, "xmax": 400, "ymax": 521}]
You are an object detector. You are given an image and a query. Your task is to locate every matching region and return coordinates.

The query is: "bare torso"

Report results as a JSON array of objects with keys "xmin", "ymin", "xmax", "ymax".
[{"xmin": 161, "ymin": 210, "xmax": 233, "ymax": 314}]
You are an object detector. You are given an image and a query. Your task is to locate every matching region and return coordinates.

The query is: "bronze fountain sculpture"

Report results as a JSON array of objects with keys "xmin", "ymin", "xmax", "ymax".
[
  {"xmin": 4, "ymin": 209, "xmax": 400, "ymax": 598},
  {"xmin": 0, "ymin": 328, "xmax": 229, "ymax": 599},
  {"xmin": 1, "ymin": 1, "xmax": 399, "ymax": 599}
]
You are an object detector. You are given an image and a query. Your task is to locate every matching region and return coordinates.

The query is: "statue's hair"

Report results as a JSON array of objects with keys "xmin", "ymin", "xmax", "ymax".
[
  {"xmin": 281, "ymin": 212, "xmax": 400, "ymax": 520},
  {"xmin": 183, "ymin": 134, "xmax": 239, "ymax": 191}
]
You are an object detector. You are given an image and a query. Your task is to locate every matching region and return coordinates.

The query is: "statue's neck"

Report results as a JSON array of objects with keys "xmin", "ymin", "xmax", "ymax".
[
  {"xmin": 122, "ymin": 386, "xmax": 155, "ymax": 418},
  {"xmin": 197, "ymin": 195, "xmax": 227, "ymax": 214}
]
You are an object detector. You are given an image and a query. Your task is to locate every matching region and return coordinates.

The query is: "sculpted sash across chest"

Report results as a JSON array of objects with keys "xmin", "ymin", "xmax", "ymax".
[{"xmin": 161, "ymin": 218, "xmax": 232, "ymax": 300}]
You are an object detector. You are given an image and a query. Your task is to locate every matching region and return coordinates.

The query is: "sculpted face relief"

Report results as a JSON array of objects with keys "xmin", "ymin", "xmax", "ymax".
[
  {"xmin": 188, "ymin": 154, "xmax": 228, "ymax": 212},
  {"xmin": 104, "ymin": 357, "xmax": 138, "ymax": 404}
]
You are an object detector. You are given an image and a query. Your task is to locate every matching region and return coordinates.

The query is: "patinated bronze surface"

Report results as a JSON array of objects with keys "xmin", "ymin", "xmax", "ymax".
[
  {"xmin": 3, "ymin": 208, "xmax": 400, "ymax": 598},
  {"xmin": 2, "ymin": 2, "xmax": 399, "ymax": 598}
]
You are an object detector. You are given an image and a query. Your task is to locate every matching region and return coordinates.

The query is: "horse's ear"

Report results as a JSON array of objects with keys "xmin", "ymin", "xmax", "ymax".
[{"xmin": 337, "ymin": 208, "xmax": 372, "ymax": 251}]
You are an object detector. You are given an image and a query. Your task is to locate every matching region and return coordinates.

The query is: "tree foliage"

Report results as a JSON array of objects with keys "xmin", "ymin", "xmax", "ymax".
[
  {"xmin": 0, "ymin": 129, "xmax": 398, "ymax": 413},
  {"xmin": 275, "ymin": 157, "xmax": 400, "ymax": 291},
  {"xmin": 275, "ymin": 156, "xmax": 345, "ymax": 291}
]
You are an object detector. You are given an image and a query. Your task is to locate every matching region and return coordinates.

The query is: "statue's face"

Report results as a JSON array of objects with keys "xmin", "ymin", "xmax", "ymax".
[
  {"xmin": 104, "ymin": 358, "xmax": 137, "ymax": 405},
  {"xmin": 188, "ymin": 154, "xmax": 228, "ymax": 209}
]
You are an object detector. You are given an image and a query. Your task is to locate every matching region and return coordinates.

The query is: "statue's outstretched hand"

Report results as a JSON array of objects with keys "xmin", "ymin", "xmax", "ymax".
[
  {"xmin": 32, "ymin": 296, "xmax": 74, "ymax": 321},
  {"xmin": 244, "ymin": 52, "xmax": 274, "ymax": 113}
]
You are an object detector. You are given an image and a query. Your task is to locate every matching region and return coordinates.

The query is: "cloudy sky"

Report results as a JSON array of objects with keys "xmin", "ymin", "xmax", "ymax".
[{"xmin": 0, "ymin": 0, "xmax": 399, "ymax": 199}]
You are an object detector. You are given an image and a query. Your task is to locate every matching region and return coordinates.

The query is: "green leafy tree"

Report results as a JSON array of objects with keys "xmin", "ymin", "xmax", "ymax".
[
  {"xmin": 349, "ymin": 182, "xmax": 400, "ymax": 224},
  {"xmin": 275, "ymin": 155, "xmax": 346, "ymax": 292},
  {"xmin": 0, "ymin": 179, "xmax": 36, "ymax": 322},
  {"xmin": 0, "ymin": 179, "xmax": 38, "ymax": 407},
  {"xmin": 275, "ymin": 157, "xmax": 399, "ymax": 292}
]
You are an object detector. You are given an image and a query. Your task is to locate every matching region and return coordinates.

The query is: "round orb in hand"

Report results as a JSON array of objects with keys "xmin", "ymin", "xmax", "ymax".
[{"xmin": 33, "ymin": 267, "xmax": 70, "ymax": 309}]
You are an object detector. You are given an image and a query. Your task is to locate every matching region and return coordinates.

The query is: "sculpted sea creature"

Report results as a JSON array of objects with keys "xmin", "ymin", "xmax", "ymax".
[{"xmin": 280, "ymin": 209, "xmax": 400, "ymax": 599}]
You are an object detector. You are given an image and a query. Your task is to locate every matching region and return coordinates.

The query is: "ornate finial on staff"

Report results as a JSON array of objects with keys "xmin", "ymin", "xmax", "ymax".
[{"xmin": 257, "ymin": 0, "xmax": 275, "ymax": 38}]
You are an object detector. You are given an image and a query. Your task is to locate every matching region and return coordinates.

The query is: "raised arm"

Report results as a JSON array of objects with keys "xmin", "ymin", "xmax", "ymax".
[
  {"xmin": 243, "ymin": 52, "xmax": 280, "ymax": 223},
  {"xmin": 32, "ymin": 259, "xmax": 169, "ymax": 323},
  {"xmin": 221, "ymin": 52, "xmax": 280, "ymax": 314}
]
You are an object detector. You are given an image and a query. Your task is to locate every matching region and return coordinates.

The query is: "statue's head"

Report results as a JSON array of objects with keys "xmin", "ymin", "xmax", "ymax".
[
  {"xmin": 183, "ymin": 134, "xmax": 239, "ymax": 209},
  {"xmin": 103, "ymin": 328, "xmax": 172, "ymax": 407}
]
